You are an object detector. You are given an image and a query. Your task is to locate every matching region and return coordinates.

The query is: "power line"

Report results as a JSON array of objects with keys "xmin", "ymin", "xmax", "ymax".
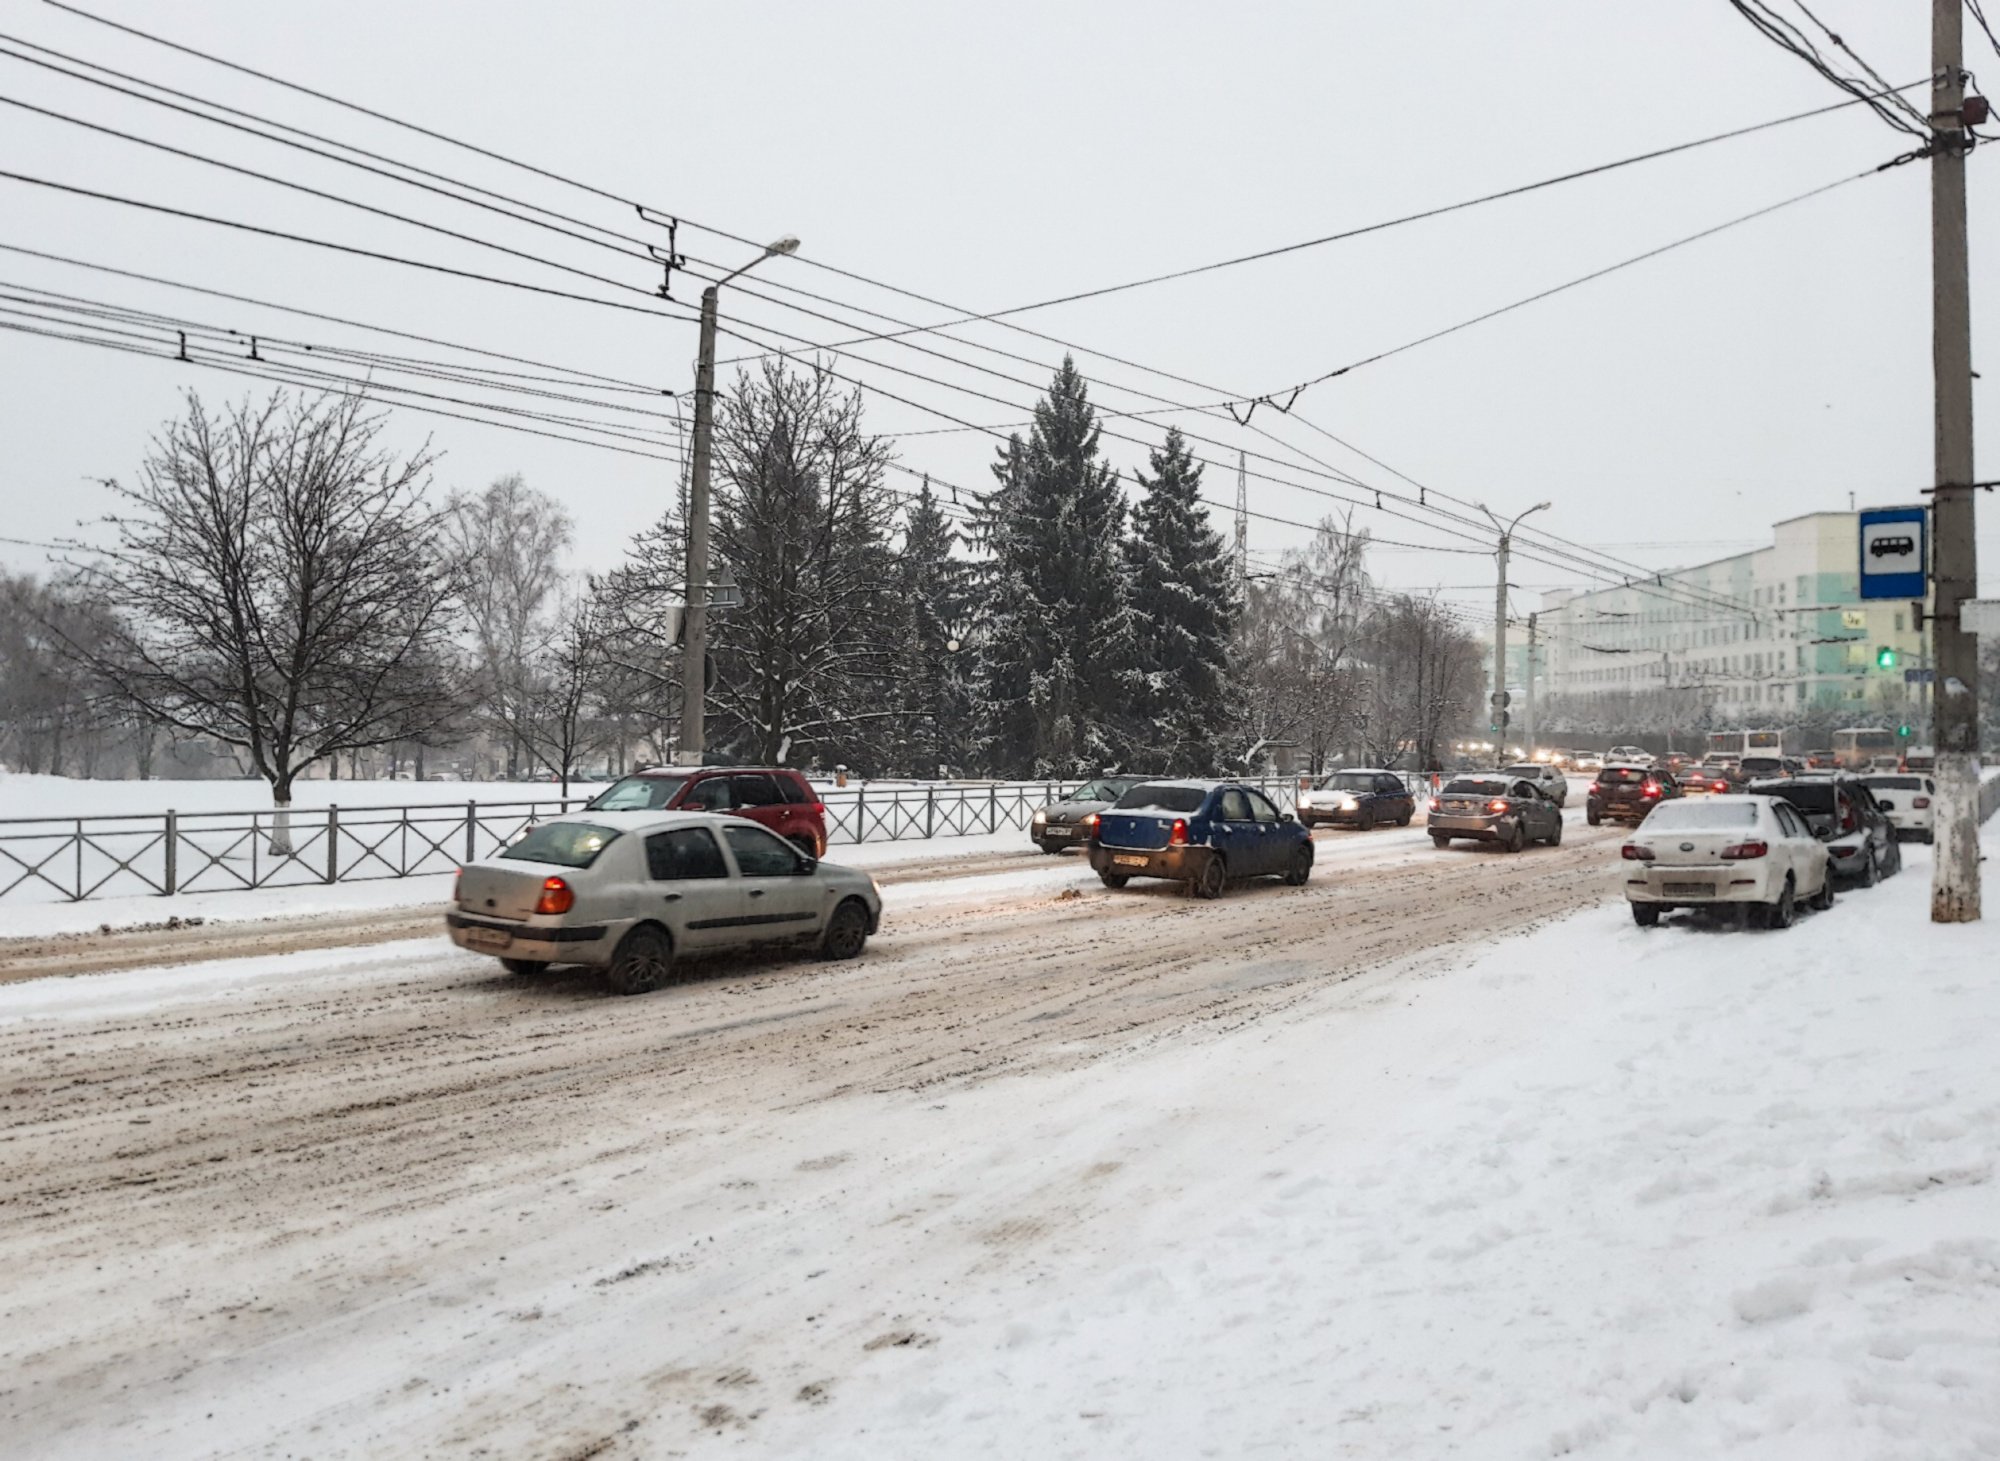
[{"xmin": 1726, "ymin": 1, "xmax": 1928, "ymax": 137}]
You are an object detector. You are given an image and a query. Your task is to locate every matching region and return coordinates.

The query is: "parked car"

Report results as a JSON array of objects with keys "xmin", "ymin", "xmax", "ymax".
[
  {"xmin": 1297, "ymin": 768, "xmax": 1416, "ymax": 829},
  {"xmin": 1621, "ymin": 794, "xmax": 1832, "ymax": 929},
  {"xmin": 1575, "ymin": 753, "xmax": 1604, "ymax": 772},
  {"xmin": 1427, "ymin": 773, "xmax": 1564, "ymax": 851},
  {"xmin": 1088, "ymin": 780, "xmax": 1313, "ymax": 898},
  {"xmin": 1607, "ymin": 744, "xmax": 1655, "ymax": 766},
  {"xmin": 1746, "ymin": 774, "xmax": 1901, "ymax": 887},
  {"xmin": 1861, "ymin": 772, "xmax": 1936, "ymax": 843},
  {"xmin": 447, "ymin": 812, "xmax": 881, "ymax": 994},
  {"xmin": 1501, "ymin": 762, "xmax": 1569, "ymax": 808},
  {"xmin": 1586, "ymin": 764, "xmax": 1682, "ymax": 825},
  {"xmin": 1031, "ymin": 776, "xmax": 1150, "ymax": 853},
  {"xmin": 586, "ymin": 767, "xmax": 828, "ymax": 857}
]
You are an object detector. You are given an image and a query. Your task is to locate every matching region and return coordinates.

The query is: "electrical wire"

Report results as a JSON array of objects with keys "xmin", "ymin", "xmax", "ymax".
[{"xmin": 1726, "ymin": 0, "xmax": 1928, "ymax": 137}]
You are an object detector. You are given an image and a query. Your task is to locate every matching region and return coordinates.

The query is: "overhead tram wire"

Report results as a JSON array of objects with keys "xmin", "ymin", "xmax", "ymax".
[{"xmin": 18, "ymin": 4, "xmax": 1877, "ymax": 627}]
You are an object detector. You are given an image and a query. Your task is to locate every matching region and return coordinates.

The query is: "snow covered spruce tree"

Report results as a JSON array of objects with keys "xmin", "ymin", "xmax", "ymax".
[
  {"xmin": 975, "ymin": 358, "xmax": 1139, "ymax": 777},
  {"xmin": 1122, "ymin": 427, "xmax": 1236, "ymax": 773},
  {"xmin": 885, "ymin": 478, "xmax": 975, "ymax": 776},
  {"xmin": 60, "ymin": 388, "xmax": 464, "ymax": 851}
]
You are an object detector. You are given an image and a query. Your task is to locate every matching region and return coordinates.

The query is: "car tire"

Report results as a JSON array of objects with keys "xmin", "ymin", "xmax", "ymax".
[
  {"xmin": 1098, "ymin": 871, "xmax": 1130, "ymax": 889},
  {"xmin": 820, "ymin": 898, "xmax": 870, "ymax": 961},
  {"xmin": 1586, "ymin": 807, "xmax": 1601, "ymax": 827},
  {"xmin": 1545, "ymin": 819, "xmax": 1563, "ymax": 847},
  {"xmin": 1037, "ymin": 841, "xmax": 1064, "ymax": 855},
  {"xmin": 1283, "ymin": 847, "xmax": 1312, "ymax": 886},
  {"xmin": 1885, "ymin": 840, "xmax": 1902, "ymax": 877},
  {"xmin": 1397, "ymin": 807, "xmax": 1413, "ymax": 827},
  {"xmin": 605, "ymin": 925, "xmax": 674, "ymax": 996},
  {"xmin": 1631, "ymin": 903, "xmax": 1661, "ymax": 927},
  {"xmin": 1431, "ymin": 832, "xmax": 1451, "ymax": 848},
  {"xmin": 1856, "ymin": 851, "xmax": 1878, "ymax": 889},
  {"xmin": 1810, "ymin": 875, "xmax": 1835, "ymax": 911},
  {"xmin": 1763, "ymin": 876, "xmax": 1796, "ymax": 930},
  {"xmin": 1503, "ymin": 820, "xmax": 1526, "ymax": 854},
  {"xmin": 1191, "ymin": 854, "xmax": 1227, "ymax": 900},
  {"xmin": 500, "ymin": 957, "xmax": 547, "ymax": 976},
  {"xmin": 1357, "ymin": 807, "xmax": 1375, "ymax": 832}
]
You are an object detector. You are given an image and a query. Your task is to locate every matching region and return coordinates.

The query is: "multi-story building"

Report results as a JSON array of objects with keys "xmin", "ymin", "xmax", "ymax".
[{"xmin": 1528, "ymin": 510, "xmax": 1930, "ymax": 727}]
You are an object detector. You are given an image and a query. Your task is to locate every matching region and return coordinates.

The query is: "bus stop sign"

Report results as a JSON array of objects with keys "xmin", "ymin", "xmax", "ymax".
[{"xmin": 1858, "ymin": 506, "xmax": 1927, "ymax": 600}]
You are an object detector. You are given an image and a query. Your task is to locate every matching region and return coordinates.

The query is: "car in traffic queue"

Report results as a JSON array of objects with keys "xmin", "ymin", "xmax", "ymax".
[
  {"xmin": 1087, "ymin": 780, "xmax": 1313, "ymax": 898},
  {"xmin": 1030, "ymin": 775, "xmax": 1150, "ymax": 853},
  {"xmin": 1296, "ymin": 768, "xmax": 1416, "ymax": 830},
  {"xmin": 1427, "ymin": 773, "xmax": 1564, "ymax": 852},
  {"xmin": 586, "ymin": 766, "xmax": 829, "ymax": 857},
  {"xmin": 1901, "ymin": 746, "xmax": 1937, "ymax": 773},
  {"xmin": 1862, "ymin": 772, "xmax": 1936, "ymax": 843},
  {"xmin": 1736, "ymin": 753, "xmax": 1788, "ymax": 783},
  {"xmin": 1585, "ymin": 763, "xmax": 1683, "ymax": 826},
  {"xmin": 1677, "ymin": 762, "xmax": 1723, "ymax": 793},
  {"xmin": 447, "ymin": 811, "xmax": 881, "ymax": 995},
  {"xmin": 1607, "ymin": 744, "xmax": 1655, "ymax": 766},
  {"xmin": 1621, "ymin": 794, "xmax": 1833, "ymax": 929},
  {"xmin": 1746, "ymin": 773, "xmax": 1901, "ymax": 888},
  {"xmin": 1501, "ymin": 762, "xmax": 1569, "ymax": 808}
]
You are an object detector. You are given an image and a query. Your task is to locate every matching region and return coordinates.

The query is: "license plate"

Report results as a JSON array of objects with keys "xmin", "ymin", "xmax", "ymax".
[
  {"xmin": 1044, "ymin": 826, "xmax": 1072, "ymax": 837},
  {"xmin": 1113, "ymin": 854, "xmax": 1148, "ymax": 867},
  {"xmin": 463, "ymin": 925, "xmax": 512, "ymax": 951},
  {"xmin": 1662, "ymin": 882, "xmax": 1715, "ymax": 899}
]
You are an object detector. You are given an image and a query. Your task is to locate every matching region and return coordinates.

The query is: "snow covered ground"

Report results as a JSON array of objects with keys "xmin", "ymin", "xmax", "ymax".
[{"xmin": 2, "ymin": 815, "xmax": 1994, "ymax": 1457}]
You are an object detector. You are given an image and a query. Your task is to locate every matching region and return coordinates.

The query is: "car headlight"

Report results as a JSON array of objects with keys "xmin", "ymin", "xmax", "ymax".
[
  {"xmin": 1033, "ymin": 810, "xmax": 1047, "ymax": 824},
  {"xmin": 1338, "ymin": 797, "xmax": 1359, "ymax": 810}
]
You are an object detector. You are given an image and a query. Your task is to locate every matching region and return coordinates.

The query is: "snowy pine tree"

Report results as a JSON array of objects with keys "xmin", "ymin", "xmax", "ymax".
[
  {"xmin": 886, "ymin": 479, "xmax": 974, "ymax": 776},
  {"xmin": 1123, "ymin": 427, "xmax": 1237, "ymax": 772},
  {"xmin": 975, "ymin": 357, "xmax": 1138, "ymax": 777}
]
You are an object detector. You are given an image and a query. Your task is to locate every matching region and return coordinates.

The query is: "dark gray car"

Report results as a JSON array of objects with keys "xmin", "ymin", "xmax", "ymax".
[
  {"xmin": 1428, "ymin": 774, "xmax": 1565, "ymax": 852},
  {"xmin": 1031, "ymin": 776, "xmax": 1150, "ymax": 854}
]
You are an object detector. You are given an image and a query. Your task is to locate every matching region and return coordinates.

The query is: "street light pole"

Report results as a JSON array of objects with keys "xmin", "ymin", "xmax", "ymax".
[
  {"xmin": 1479, "ymin": 500, "xmax": 1551, "ymax": 754},
  {"xmin": 677, "ymin": 236, "xmax": 799, "ymax": 767}
]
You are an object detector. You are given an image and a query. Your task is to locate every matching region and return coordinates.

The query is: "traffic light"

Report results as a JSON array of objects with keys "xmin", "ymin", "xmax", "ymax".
[
  {"xmin": 1489, "ymin": 711, "xmax": 1511, "ymax": 732},
  {"xmin": 1875, "ymin": 645, "xmax": 1897, "ymax": 669},
  {"xmin": 1897, "ymin": 724, "xmax": 1913, "ymax": 739}
]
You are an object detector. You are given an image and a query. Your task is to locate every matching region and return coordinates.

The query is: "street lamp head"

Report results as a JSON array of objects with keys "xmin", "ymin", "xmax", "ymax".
[{"xmin": 765, "ymin": 236, "xmax": 801, "ymax": 257}]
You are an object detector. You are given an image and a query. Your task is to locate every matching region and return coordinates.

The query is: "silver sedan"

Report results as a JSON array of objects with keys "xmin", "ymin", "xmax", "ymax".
[{"xmin": 447, "ymin": 811, "xmax": 882, "ymax": 995}]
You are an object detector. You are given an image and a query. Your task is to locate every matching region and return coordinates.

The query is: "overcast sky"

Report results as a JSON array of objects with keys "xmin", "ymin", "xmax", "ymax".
[{"xmin": 2, "ymin": 0, "xmax": 1993, "ymax": 629}]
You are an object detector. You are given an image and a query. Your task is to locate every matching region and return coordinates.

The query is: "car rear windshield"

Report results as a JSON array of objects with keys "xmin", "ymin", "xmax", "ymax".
[
  {"xmin": 587, "ymin": 775, "xmax": 686, "ymax": 812},
  {"xmin": 1761, "ymin": 783, "xmax": 1835, "ymax": 814},
  {"xmin": 1639, "ymin": 801, "xmax": 1757, "ymax": 830},
  {"xmin": 1599, "ymin": 767, "xmax": 1647, "ymax": 783},
  {"xmin": 1502, "ymin": 766, "xmax": 1545, "ymax": 778},
  {"xmin": 500, "ymin": 822, "xmax": 621, "ymax": 868},
  {"xmin": 1321, "ymin": 772, "xmax": 1379, "ymax": 791},
  {"xmin": 1114, "ymin": 783, "xmax": 1208, "ymax": 813},
  {"xmin": 1443, "ymin": 778, "xmax": 1508, "ymax": 796},
  {"xmin": 1865, "ymin": 776, "xmax": 1922, "ymax": 790},
  {"xmin": 1739, "ymin": 757, "xmax": 1784, "ymax": 773}
]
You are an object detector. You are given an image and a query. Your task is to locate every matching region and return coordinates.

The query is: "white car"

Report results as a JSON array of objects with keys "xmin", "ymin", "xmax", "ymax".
[
  {"xmin": 1501, "ymin": 762, "xmax": 1569, "ymax": 808},
  {"xmin": 1621, "ymin": 794, "xmax": 1831, "ymax": 929},
  {"xmin": 1607, "ymin": 745, "xmax": 1655, "ymax": 767},
  {"xmin": 447, "ymin": 811, "xmax": 882, "ymax": 994},
  {"xmin": 1862, "ymin": 773, "xmax": 1935, "ymax": 843}
]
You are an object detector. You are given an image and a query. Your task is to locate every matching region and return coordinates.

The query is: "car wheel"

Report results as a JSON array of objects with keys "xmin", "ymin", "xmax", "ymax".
[
  {"xmin": 1037, "ymin": 840, "xmax": 1064, "ymax": 855},
  {"xmin": 820, "ymin": 898, "xmax": 870, "ymax": 961},
  {"xmin": 1503, "ymin": 820, "xmax": 1526, "ymax": 854},
  {"xmin": 1357, "ymin": 807, "xmax": 1375, "ymax": 832},
  {"xmin": 1192, "ymin": 854, "xmax": 1227, "ymax": 900},
  {"xmin": 1586, "ymin": 807, "xmax": 1601, "ymax": 826},
  {"xmin": 605, "ymin": 925, "xmax": 674, "ymax": 996},
  {"xmin": 1431, "ymin": 832, "xmax": 1451, "ymax": 848},
  {"xmin": 1885, "ymin": 840, "xmax": 1902, "ymax": 877},
  {"xmin": 1811, "ymin": 873, "xmax": 1835, "ymax": 911},
  {"xmin": 1283, "ymin": 847, "xmax": 1312, "ymax": 886},
  {"xmin": 1763, "ymin": 876, "xmax": 1796, "ymax": 930},
  {"xmin": 1397, "ymin": 807, "xmax": 1413, "ymax": 826},
  {"xmin": 1631, "ymin": 902, "xmax": 1661, "ymax": 927},
  {"xmin": 1545, "ymin": 818, "xmax": 1563, "ymax": 847},
  {"xmin": 1098, "ymin": 871, "xmax": 1130, "ymax": 889},
  {"xmin": 500, "ymin": 957, "xmax": 547, "ymax": 976},
  {"xmin": 1856, "ymin": 850, "xmax": 1878, "ymax": 888}
]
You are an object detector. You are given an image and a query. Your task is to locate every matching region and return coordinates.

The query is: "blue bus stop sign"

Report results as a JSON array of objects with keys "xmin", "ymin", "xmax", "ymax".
[{"xmin": 1858, "ymin": 506, "xmax": 1927, "ymax": 600}]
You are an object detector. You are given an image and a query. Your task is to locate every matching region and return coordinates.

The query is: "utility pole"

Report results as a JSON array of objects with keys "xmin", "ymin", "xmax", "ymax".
[
  {"xmin": 673, "ymin": 236, "xmax": 799, "ymax": 768},
  {"xmin": 1524, "ymin": 611, "xmax": 1539, "ymax": 758},
  {"xmin": 1479, "ymin": 500, "xmax": 1550, "ymax": 754},
  {"xmin": 1234, "ymin": 450, "xmax": 1249, "ymax": 589},
  {"xmin": 678, "ymin": 285, "xmax": 718, "ymax": 766},
  {"xmin": 1929, "ymin": 0, "xmax": 1981, "ymax": 922}
]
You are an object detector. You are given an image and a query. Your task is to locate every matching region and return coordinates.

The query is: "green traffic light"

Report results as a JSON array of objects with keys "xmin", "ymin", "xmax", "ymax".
[
  {"xmin": 1897, "ymin": 724, "xmax": 1912, "ymax": 738},
  {"xmin": 1875, "ymin": 646, "xmax": 1897, "ymax": 668}
]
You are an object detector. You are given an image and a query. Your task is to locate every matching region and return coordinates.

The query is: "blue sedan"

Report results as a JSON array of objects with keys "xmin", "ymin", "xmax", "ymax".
[{"xmin": 1087, "ymin": 780, "xmax": 1314, "ymax": 898}]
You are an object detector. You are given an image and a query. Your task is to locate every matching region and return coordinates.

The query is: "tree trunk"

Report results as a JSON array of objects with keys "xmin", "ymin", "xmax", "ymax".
[{"xmin": 270, "ymin": 774, "xmax": 295, "ymax": 856}]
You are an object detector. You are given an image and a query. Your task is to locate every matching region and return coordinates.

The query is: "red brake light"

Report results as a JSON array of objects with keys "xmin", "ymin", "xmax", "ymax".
[
  {"xmin": 1083, "ymin": 812, "xmax": 1100, "ymax": 836},
  {"xmin": 1711, "ymin": 780, "xmax": 1728, "ymax": 792},
  {"xmin": 1487, "ymin": 798, "xmax": 1510, "ymax": 814},
  {"xmin": 1839, "ymin": 800, "xmax": 1857, "ymax": 833},
  {"xmin": 1622, "ymin": 844, "xmax": 1654, "ymax": 860},
  {"xmin": 1588, "ymin": 782, "xmax": 1603, "ymax": 795},
  {"xmin": 1642, "ymin": 782, "xmax": 1663, "ymax": 798},
  {"xmin": 1169, "ymin": 817, "xmax": 1189, "ymax": 846},
  {"xmin": 1721, "ymin": 840, "xmax": 1768, "ymax": 861},
  {"xmin": 534, "ymin": 876, "xmax": 574, "ymax": 915},
  {"xmin": 1428, "ymin": 797, "xmax": 1442, "ymax": 813}
]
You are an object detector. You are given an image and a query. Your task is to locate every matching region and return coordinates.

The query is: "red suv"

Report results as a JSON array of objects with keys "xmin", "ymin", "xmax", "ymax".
[{"xmin": 586, "ymin": 768, "xmax": 828, "ymax": 856}]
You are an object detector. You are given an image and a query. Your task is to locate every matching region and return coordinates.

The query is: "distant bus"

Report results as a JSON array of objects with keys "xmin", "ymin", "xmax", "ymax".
[
  {"xmin": 1705, "ymin": 728, "xmax": 1786, "ymax": 760},
  {"xmin": 1832, "ymin": 727, "xmax": 1896, "ymax": 769}
]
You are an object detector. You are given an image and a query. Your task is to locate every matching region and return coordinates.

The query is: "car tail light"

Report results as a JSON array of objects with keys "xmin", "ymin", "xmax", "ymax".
[
  {"xmin": 534, "ymin": 876, "xmax": 574, "ymax": 915},
  {"xmin": 1839, "ymin": 799, "xmax": 1856, "ymax": 833},
  {"xmin": 453, "ymin": 867, "xmax": 463, "ymax": 903},
  {"xmin": 1642, "ymin": 782, "xmax": 1663, "ymax": 799},
  {"xmin": 1487, "ymin": 798, "xmax": 1510, "ymax": 814},
  {"xmin": 1721, "ymin": 840, "xmax": 1768, "ymax": 860},
  {"xmin": 1711, "ymin": 780, "xmax": 1729, "ymax": 793},
  {"xmin": 1169, "ymin": 818, "xmax": 1190, "ymax": 846},
  {"xmin": 1429, "ymin": 797, "xmax": 1442, "ymax": 813},
  {"xmin": 1622, "ymin": 844, "xmax": 1654, "ymax": 860},
  {"xmin": 1913, "ymin": 796, "xmax": 1932, "ymax": 809},
  {"xmin": 1083, "ymin": 813, "xmax": 1100, "ymax": 837}
]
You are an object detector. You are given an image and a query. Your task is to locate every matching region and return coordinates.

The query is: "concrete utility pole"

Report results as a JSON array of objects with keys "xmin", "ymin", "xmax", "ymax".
[
  {"xmin": 677, "ymin": 236, "xmax": 800, "ymax": 767},
  {"xmin": 1524, "ymin": 611, "xmax": 1539, "ymax": 758},
  {"xmin": 1234, "ymin": 450, "xmax": 1249, "ymax": 590},
  {"xmin": 1929, "ymin": 0, "xmax": 1981, "ymax": 922},
  {"xmin": 1479, "ymin": 500, "xmax": 1550, "ymax": 752}
]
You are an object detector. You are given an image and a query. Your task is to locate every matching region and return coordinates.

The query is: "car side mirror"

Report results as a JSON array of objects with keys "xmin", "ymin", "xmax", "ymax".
[
  {"xmin": 1280, "ymin": 811, "xmax": 1295, "ymax": 824},
  {"xmin": 796, "ymin": 855, "xmax": 818, "ymax": 875}
]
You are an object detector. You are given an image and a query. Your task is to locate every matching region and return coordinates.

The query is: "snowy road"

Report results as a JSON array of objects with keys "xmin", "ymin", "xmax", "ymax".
[{"xmin": 6, "ymin": 814, "xmax": 1993, "ymax": 1458}]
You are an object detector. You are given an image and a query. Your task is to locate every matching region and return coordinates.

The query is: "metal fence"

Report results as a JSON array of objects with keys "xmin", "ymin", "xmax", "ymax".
[{"xmin": 0, "ymin": 777, "xmax": 1311, "ymax": 907}]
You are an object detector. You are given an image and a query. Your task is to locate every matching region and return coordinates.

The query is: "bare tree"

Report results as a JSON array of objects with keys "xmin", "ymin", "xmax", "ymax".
[
  {"xmin": 1237, "ymin": 513, "xmax": 1372, "ymax": 774},
  {"xmin": 498, "ymin": 590, "xmax": 612, "ymax": 796},
  {"xmin": 57, "ymin": 389, "xmax": 464, "ymax": 848},
  {"xmin": 443, "ymin": 473, "xmax": 574, "ymax": 777},
  {"xmin": 1360, "ymin": 594, "xmax": 1484, "ymax": 771}
]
